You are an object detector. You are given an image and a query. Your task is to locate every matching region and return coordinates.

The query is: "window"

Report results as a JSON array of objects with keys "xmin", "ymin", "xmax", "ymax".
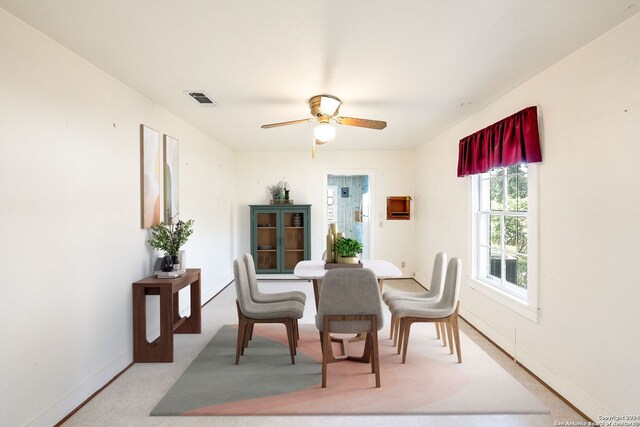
[{"xmin": 474, "ymin": 164, "xmax": 537, "ymax": 307}]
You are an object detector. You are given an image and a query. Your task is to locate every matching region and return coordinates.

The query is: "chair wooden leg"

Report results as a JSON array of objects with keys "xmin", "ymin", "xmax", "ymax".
[
  {"xmin": 446, "ymin": 321, "xmax": 454, "ymax": 355},
  {"xmin": 362, "ymin": 333, "xmax": 372, "ymax": 363},
  {"xmin": 435, "ymin": 322, "xmax": 440, "ymax": 339},
  {"xmin": 285, "ymin": 319, "xmax": 296, "ymax": 364},
  {"xmin": 347, "ymin": 333, "xmax": 375, "ymax": 364},
  {"xmin": 248, "ymin": 323, "xmax": 254, "ymax": 341},
  {"xmin": 451, "ymin": 314, "xmax": 462, "ymax": 363},
  {"xmin": 371, "ymin": 331, "xmax": 381, "ymax": 387},
  {"xmin": 321, "ymin": 329, "xmax": 330, "ymax": 388},
  {"xmin": 294, "ymin": 319, "xmax": 299, "ymax": 346},
  {"xmin": 440, "ymin": 322, "xmax": 447, "ymax": 347},
  {"xmin": 368, "ymin": 334, "xmax": 375, "ymax": 373},
  {"xmin": 291, "ymin": 319, "xmax": 298, "ymax": 358},
  {"xmin": 401, "ymin": 318, "xmax": 412, "ymax": 364},
  {"xmin": 392, "ymin": 315, "xmax": 401, "ymax": 347},
  {"xmin": 401, "ymin": 317, "xmax": 407, "ymax": 354},
  {"xmin": 235, "ymin": 317, "xmax": 246, "ymax": 365},
  {"xmin": 389, "ymin": 314, "xmax": 395, "ymax": 340},
  {"xmin": 392, "ymin": 318, "xmax": 397, "ymax": 347},
  {"xmin": 393, "ymin": 317, "xmax": 404, "ymax": 354},
  {"xmin": 242, "ymin": 323, "xmax": 251, "ymax": 351}
]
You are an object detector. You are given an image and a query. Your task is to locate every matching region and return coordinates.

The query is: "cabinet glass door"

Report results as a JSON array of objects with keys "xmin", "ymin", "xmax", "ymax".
[
  {"xmin": 255, "ymin": 210, "xmax": 279, "ymax": 272},
  {"xmin": 281, "ymin": 209, "xmax": 307, "ymax": 272},
  {"xmin": 251, "ymin": 205, "xmax": 310, "ymax": 274}
]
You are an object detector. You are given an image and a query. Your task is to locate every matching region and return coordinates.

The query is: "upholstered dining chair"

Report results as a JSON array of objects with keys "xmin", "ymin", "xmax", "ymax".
[
  {"xmin": 233, "ymin": 259, "xmax": 304, "ymax": 365},
  {"xmin": 242, "ymin": 253, "xmax": 306, "ymax": 345},
  {"xmin": 315, "ymin": 268, "xmax": 384, "ymax": 388},
  {"xmin": 243, "ymin": 253, "xmax": 306, "ymax": 304},
  {"xmin": 382, "ymin": 252, "xmax": 447, "ymax": 346},
  {"xmin": 390, "ymin": 257, "xmax": 462, "ymax": 364}
]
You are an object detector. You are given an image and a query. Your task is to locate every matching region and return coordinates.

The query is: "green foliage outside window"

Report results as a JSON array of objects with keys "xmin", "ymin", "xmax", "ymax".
[{"xmin": 488, "ymin": 164, "xmax": 528, "ymax": 288}]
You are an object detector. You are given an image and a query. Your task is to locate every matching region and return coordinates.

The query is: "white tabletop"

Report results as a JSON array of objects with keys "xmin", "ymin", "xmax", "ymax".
[{"xmin": 293, "ymin": 260, "xmax": 402, "ymax": 280}]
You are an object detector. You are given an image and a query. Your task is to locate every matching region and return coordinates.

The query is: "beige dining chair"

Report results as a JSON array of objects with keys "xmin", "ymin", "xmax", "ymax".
[
  {"xmin": 243, "ymin": 253, "xmax": 306, "ymax": 304},
  {"xmin": 315, "ymin": 268, "xmax": 384, "ymax": 388},
  {"xmin": 390, "ymin": 257, "xmax": 462, "ymax": 364},
  {"xmin": 242, "ymin": 253, "xmax": 306, "ymax": 346},
  {"xmin": 382, "ymin": 252, "xmax": 447, "ymax": 347},
  {"xmin": 233, "ymin": 259, "xmax": 304, "ymax": 365}
]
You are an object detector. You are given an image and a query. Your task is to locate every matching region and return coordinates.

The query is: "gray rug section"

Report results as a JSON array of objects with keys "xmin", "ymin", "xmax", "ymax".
[{"xmin": 151, "ymin": 325, "xmax": 320, "ymax": 415}]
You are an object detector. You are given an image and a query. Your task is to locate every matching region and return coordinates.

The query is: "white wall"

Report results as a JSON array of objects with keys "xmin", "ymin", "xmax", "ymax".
[
  {"xmin": 414, "ymin": 14, "xmax": 640, "ymax": 419},
  {"xmin": 233, "ymin": 151, "xmax": 415, "ymax": 276},
  {"xmin": 0, "ymin": 9, "xmax": 234, "ymax": 427}
]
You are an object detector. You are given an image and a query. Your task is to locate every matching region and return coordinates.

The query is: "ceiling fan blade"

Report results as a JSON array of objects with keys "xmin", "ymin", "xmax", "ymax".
[
  {"xmin": 261, "ymin": 118, "xmax": 314, "ymax": 129},
  {"xmin": 333, "ymin": 116, "xmax": 387, "ymax": 130}
]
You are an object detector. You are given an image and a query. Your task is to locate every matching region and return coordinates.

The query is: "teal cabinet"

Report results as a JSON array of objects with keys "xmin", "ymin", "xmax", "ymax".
[{"xmin": 250, "ymin": 204, "xmax": 311, "ymax": 273}]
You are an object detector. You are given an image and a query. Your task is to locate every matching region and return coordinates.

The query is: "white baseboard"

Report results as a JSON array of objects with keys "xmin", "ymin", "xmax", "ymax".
[
  {"xmin": 512, "ymin": 340, "xmax": 611, "ymax": 420},
  {"xmin": 202, "ymin": 273, "xmax": 233, "ymax": 303},
  {"xmin": 29, "ymin": 274, "xmax": 234, "ymax": 427},
  {"xmin": 460, "ymin": 307, "xmax": 611, "ymax": 421},
  {"xmin": 413, "ymin": 273, "xmax": 428, "ymax": 288},
  {"xmin": 27, "ymin": 349, "xmax": 132, "ymax": 427},
  {"xmin": 460, "ymin": 307, "xmax": 516, "ymax": 356}
]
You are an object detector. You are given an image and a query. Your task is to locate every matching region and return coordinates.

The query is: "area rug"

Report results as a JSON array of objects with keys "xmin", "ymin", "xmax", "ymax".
[{"xmin": 151, "ymin": 324, "xmax": 548, "ymax": 416}]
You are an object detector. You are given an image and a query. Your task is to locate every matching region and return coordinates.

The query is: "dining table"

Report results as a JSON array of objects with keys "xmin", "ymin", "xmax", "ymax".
[{"xmin": 293, "ymin": 259, "xmax": 402, "ymax": 310}]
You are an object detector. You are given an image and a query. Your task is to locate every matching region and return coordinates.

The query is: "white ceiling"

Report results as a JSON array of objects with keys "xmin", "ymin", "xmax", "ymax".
[{"xmin": 1, "ymin": 1, "xmax": 638, "ymax": 151}]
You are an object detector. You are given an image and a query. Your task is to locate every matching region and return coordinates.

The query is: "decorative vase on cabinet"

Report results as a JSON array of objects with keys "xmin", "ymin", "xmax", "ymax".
[{"xmin": 250, "ymin": 204, "xmax": 311, "ymax": 273}]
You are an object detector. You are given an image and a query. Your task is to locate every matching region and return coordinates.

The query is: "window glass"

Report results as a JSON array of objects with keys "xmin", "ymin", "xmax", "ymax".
[
  {"xmin": 504, "ymin": 217, "xmax": 527, "ymax": 255},
  {"xmin": 476, "ymin": 164, "xmax": 530, "ymax": 298},
  {"xmin": 489, "ymin": 248, "xmax": 502, "ymax": 280},
  {"xmin": 490, "ymin": 215, "xmax": 501, "ymax": 248},
  {"xmin": 489, "ymin": 176, "xmax": 503, "ymax": 211},
  {"xmin": 507, "ymin": 166, "xmax": 528, "ymax": 212},
  {"xmin": 514, "ymin": 254, "xmax": 528, "ymax": 288}
]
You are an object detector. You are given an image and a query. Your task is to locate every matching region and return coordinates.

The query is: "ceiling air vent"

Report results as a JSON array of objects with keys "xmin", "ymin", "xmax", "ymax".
[{"xmin": 185, "ymin": 91, "xmax": 219, "ymax": 107}]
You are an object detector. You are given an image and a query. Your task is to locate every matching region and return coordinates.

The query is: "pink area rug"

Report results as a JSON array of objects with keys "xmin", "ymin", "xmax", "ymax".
[{"xmin": 151, "ymin": 323, "xmax": 548, "ymax": 416}]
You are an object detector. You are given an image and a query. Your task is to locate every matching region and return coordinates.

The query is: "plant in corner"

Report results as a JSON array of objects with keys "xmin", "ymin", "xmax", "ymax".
[
  {"xmin": 334, "ymin": 237, "xmax": 363, "ymax": 264},
  {"xmin": 148, "ymin": 218, "xmax": 194, "ymax": 271}
]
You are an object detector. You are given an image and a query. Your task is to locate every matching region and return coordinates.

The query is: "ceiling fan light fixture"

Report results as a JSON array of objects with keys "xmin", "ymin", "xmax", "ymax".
[
  {"xmin": 318, "ymin": 95, "xmax": 341, "ymax": 116},
  {"xmin": 313, "ymin": 123, "xmax": 336, "ymax": 142}
]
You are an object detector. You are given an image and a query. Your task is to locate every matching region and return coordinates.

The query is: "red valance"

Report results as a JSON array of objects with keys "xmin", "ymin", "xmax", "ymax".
[{"xmin": 457, "ymin": 106, "xmax": 542, "ymax": 177}]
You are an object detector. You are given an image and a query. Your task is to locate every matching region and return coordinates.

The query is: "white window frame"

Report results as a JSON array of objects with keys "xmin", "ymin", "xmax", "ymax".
[{"xmin": 468, "ymin": 164, "xmax": 539, "ymax": 323}]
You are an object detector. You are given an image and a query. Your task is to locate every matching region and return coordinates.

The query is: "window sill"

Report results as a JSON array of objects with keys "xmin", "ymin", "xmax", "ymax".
[{"xmin": 465, "ymin": 277, "xmax": 539, "ymax": 323}]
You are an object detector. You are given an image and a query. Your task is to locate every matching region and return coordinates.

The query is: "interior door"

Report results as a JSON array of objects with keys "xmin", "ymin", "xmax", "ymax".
[{"xmin": 325, "ymin": 174, "xmax": 371, "ymax": 260}]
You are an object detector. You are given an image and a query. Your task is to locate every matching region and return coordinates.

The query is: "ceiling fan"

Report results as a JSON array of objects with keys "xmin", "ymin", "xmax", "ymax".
[{"xmin": 261, "ymin": 95, "xmax": 387, "ymax": 158}]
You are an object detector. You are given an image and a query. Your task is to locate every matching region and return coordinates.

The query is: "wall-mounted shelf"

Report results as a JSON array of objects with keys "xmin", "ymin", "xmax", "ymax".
[{"xmin": 387, "ymin": 196, "xmax": 411, "ymax": 220}]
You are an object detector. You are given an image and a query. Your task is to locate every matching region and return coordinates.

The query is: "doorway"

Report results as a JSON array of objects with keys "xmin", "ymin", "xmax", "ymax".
[{"xmin": 322, "ymin": 170, "xmax": 375, "ymax": 260}]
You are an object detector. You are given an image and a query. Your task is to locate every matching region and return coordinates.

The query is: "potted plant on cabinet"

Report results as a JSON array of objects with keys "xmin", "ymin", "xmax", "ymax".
[
  {"xmin": 267, "ymin": 183, "xmax": 284, "ymax": 202},
  {"xmin": 148, "ymin": 218, "xmax": 194, "ymax": 271},
  {"xmin": 334, "ymin": 237, "xmax": 363, "ymax": 264}
]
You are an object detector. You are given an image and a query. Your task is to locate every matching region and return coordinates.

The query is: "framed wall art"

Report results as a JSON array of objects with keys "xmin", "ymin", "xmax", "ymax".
[
  {"xmin": 140, "ymin": 124, "xmax": 161, "ymax": 228},
  {"xmin": 163, "ymin": 134, "xmax": 179, "ymax": 223}
]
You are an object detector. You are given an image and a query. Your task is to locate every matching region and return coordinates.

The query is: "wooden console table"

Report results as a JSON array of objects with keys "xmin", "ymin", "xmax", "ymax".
[{"xmin": 132, "ymin": 268, "xmax": 201, "ymax": 363}]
